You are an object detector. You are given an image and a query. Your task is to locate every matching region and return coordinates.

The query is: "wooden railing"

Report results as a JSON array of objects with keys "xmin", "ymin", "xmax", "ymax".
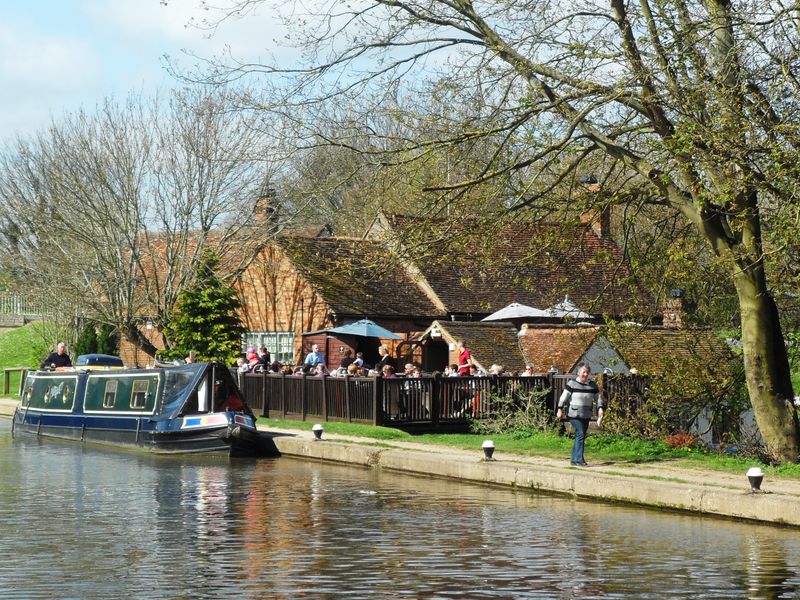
[
  {"xmin": 239, "ymin": 373, "xmax": 381, "ymax": 425},
  {"xmin": 2, "ymin": 368, "xmax": 28, "ymax": 396},
  {"xmin": 239, "ymin": 371, "xmax": 651, "ymax": 431},
  {"xmin": 239, "ymin": 372, "xmax": 554, "ymax": 429}
]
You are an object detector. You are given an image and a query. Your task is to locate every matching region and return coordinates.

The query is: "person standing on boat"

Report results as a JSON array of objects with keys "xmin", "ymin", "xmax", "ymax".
[
  {"xmin": 40, "ymin": 342, "xmax": 72, "ymax": 370},
  {"xmin": 556, "ymin": 363, "xmax": 604, "ymax": 466}
]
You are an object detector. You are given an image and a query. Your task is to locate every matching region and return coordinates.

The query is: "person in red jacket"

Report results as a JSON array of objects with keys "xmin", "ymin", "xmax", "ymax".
[{"xmin": 456, "ymin": 341, "xmax": 472, "ymax": 376}]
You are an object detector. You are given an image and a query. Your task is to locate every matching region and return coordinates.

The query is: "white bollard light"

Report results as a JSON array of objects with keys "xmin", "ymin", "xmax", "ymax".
[
  {"xmin": 482, "ymin": 439, "xmax": 495, "ymax": 461},
  {"xmin": 312, "ymin": 423, "xmax": 324, "ymax": 441},
  {"xmin": 746, "ymin": 467, "xmax": 764, "ymax": 493}
]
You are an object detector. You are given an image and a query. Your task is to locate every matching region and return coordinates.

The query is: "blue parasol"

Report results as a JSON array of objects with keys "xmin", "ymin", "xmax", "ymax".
[{"xmin": 329, "ymin": 319, "xmax": 402, "ymax": 339}]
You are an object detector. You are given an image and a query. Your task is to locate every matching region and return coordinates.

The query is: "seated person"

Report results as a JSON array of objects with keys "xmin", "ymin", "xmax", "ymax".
[
  {"xmin": 213, "ymin": 380, "xmax": 245, "ymax": 412},
  {"xmin": 41, "ymin": 342, "xmax": 72, "ymax": 369},
  {"xmin": 246, "ymin": 347, "xmax": 261, "ymax": 369},
  {"xmin": 340, "ymin": 349, "xmax": 355, "ymax": 369}
]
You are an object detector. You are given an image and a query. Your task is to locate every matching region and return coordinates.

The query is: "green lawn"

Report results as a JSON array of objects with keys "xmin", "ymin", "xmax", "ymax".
[
  {"xmin": 257, "ymin": 417, "xmax": 800, "ymax": 480},
  {"xmin": 0, "ymin": 322, "xmax": 49, "ymax": 394}
]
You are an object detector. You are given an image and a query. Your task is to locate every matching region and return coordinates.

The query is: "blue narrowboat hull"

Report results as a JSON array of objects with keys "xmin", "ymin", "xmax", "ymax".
[
  {"xmin": 14, "ymin": 361, "xmax": 267, "ymax": 456},
  {"xmin": 12, "ymin": 410, "xmax": 264, "ymax": 455}
]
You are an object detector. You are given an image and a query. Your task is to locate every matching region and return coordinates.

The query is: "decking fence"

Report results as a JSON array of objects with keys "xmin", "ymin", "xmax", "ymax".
[{"xmin": 238, "ymin": 372, "xmax": 648, "ymax": 431}]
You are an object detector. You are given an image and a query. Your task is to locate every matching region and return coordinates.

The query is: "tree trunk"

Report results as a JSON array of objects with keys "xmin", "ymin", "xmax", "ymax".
[
  {"xmin": 123, "ymin": 323, "xmax": 159, "ymax": 360},
  {"xmin": 734, "ymin": 272, "xmax": 799, "ymax": 463}
]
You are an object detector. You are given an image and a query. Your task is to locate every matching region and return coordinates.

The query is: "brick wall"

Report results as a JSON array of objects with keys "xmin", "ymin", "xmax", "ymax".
[
  {"xmin": 118, "ymin": 326, "xmax": 165, "ymax": 368},
  {"xmin": 236, "ymin": 245, "xmax": 332, "ymax": 364}
]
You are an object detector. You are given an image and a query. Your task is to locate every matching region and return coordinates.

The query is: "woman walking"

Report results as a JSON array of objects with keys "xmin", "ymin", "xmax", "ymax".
[{"xmin": 556, "ymin": 363, "xmax": 604, "ymax": 466}]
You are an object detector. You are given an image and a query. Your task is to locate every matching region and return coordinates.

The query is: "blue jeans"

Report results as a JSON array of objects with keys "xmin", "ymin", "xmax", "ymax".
[{"xmin": 569, "ymin": 418, "xmax": 590, "ymax": 463}]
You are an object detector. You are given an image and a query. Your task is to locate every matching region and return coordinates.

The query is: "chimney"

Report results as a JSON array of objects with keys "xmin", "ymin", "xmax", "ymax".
[
  {"xmin": 578, "ymin": 175, "xmax": 610, "ymax": 238},
  {"xmin": 662, "ymin": 288, "xmax": 685, "ymax": 328},
  {"xmin": 580, "ymin": 206, "xmax": 611, "ymax": 239},
  {"xmin": 254, "ymin": 186, "xmax": 278, "ymax": 228}
]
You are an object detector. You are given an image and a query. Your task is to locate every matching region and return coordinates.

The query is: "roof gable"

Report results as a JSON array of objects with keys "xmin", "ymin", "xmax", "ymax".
[
  {"xmin": 518, "ymin": 325, "xmax": 601, "ymax": 373},
  {"xmin": 424, "ymin": 320, "xmax": 525, "ymax": 372},
  {"xmin": 277, "ymin": 236, "xmax": 443, "ymax": 318}
]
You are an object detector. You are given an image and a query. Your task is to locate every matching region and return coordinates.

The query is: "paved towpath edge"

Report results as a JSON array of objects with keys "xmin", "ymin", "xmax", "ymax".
[{"xmin": 261, "ymin": 425, "xmax": 800, "ymax": 528}]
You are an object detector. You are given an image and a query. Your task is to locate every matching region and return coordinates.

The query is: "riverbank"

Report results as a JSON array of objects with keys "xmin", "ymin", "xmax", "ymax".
[
  {"xmin": 2, "ymin": 397, "xmax": 798, "ymax": 527},
  {"xmin": 263, "ymin": 424, "xmax": 800, "ymax": 528}
]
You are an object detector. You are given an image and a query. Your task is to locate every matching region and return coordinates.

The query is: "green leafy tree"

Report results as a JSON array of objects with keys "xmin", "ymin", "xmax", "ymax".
[
  {"xmin": 160, "ymin": 253, "xmax": 244, "ymax": 364},
  {"xmin": 74, "ymin": 322, "xmax": 119, "ymax": 357},
  {"xmin": 74, "ymin": 322, "xmax": 99, "ymax": 356},
  {"xmin": 193, "ymin": 0, "xmax": 800, "ymax": 462}
]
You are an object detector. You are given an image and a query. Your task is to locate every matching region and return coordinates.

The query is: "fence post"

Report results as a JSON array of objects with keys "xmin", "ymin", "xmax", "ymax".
[
  {"xmin": 321, "ymin": 374, "xmax": 328, "ymax": 421},
  {"xmin": 301, "ymin": 373, "xmax": 308, "ymax": 421},
  {"xmin": 261, "ymin": 372, "xmax": 268, "ymax": 418},
  {"xmin": 372, "ymin": 376, "xmax": 381, "ymax": 426},
  {"xmin": 344, "ymin": 375, "xmax": 352, "ymax": 422},
  {"xmin": 431, "ymin": 375, "xmax": 439, "ymax": 428},
  {"xmin": 280, "ymin": 373, "xmax": 286, "ymax": 418}
]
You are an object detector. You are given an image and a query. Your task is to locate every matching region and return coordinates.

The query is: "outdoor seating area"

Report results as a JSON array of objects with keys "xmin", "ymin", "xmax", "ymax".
[{"xmin": 236, "ymin": 370, "xmax": 632, "ymax": 432}]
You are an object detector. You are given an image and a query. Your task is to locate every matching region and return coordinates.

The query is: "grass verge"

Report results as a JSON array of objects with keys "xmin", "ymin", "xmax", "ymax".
[
  {"xmin": 0, "ymin": 322, "xmax": 49, "ymax": 393},
  {"xmin": 257, "ymin": 417, "xmax": 800, "ymax": 480}
]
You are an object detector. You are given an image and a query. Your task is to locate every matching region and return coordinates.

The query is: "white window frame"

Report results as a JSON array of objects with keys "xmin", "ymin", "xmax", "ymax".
[
  {"xmin": 103, "ymin": 381, "xmax": 118, "ymax": 408},
  {"xmin": 130, "ymin": 380, "xmax": 150, "ymax": 409},
  {"xmin": 242, "ymin": 331, "xmax": 295, "ymax": 364}
]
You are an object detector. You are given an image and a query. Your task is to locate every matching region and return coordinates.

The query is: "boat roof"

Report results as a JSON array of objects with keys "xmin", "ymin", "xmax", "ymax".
[
  {"xmin": 28, "ymin": 361, "xmax": 244, "ymax": 419},
  {"xmin": 76, "ymin": 354, "xmax": 125, "ymax": 368}
]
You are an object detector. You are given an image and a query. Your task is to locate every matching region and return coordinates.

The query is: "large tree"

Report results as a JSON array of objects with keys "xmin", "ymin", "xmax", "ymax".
[
  {"xmin": 0, "ymin": 88, "xmax": 277, "ymax": 358},
  {"xmin": 188, "ymin": 0, "xmax": 800, "ymax": 461}
]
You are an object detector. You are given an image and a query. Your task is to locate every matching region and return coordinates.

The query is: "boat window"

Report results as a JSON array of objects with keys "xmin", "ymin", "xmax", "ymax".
[
  {"xmin": 130, "ymin": 380, "xmax": 149, "ymax": 409},
  {"xmin": 103, "ymin": 381, "xmax": 118, "ymax": 408}
]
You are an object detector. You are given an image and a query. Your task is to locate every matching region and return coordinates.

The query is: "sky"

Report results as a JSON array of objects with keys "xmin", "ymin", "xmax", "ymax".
[{"xmin": 0, "ymin": 0, "xmax": 279, "ymax": 142}]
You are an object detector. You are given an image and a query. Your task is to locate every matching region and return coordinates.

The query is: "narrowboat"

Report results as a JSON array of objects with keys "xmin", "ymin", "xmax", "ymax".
[{"xmin": 12, "ymin": 355, "xmax": 266, "ymax": 456}]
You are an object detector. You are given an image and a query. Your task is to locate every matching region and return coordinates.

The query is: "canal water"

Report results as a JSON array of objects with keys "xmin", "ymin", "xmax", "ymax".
[{"xmin": 1, "ymin": 421, "xmax": 799, "ymax": 599}]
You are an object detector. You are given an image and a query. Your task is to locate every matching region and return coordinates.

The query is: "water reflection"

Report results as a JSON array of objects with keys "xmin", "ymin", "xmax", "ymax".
[{"xmin": 2, "ymin": 421, "xmax": 800, "ymax": 598}]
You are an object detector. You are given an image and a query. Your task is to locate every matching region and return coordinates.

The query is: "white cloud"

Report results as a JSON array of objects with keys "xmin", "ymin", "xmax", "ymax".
[
  {"xmin": 79, "ymin": 0, "xmax": 284, "ymax": 60},
  {"xmin": 0, "ymin": 24, "xmax": 100, "ymax": 90},
  {"xmin": 80, "ymin": 0, "xmax": 208, "ymax": 42}
]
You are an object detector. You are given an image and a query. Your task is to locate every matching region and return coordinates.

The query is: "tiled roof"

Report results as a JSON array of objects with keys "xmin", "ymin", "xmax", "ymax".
[
  {"xmin": 277, "ymin": 236, "xmax": 444, "ymax": 317},
  {"xmin": 380, "ymin": 215, "xmax": 646, "ymax": 317},
  {"xmin": 518, "ymin": 325, "xmax": 734, "ymax": 376},
  {"xmin": 518, "ymin": 326, "xmax": 601, "ymax": 373},
  {"xmin": 430, "ymin": 320, "xmax": 526, "ymax": 372},
  {"xmin": 607, "ymin": 327, "xmax": 733, "ymax": 376}
]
